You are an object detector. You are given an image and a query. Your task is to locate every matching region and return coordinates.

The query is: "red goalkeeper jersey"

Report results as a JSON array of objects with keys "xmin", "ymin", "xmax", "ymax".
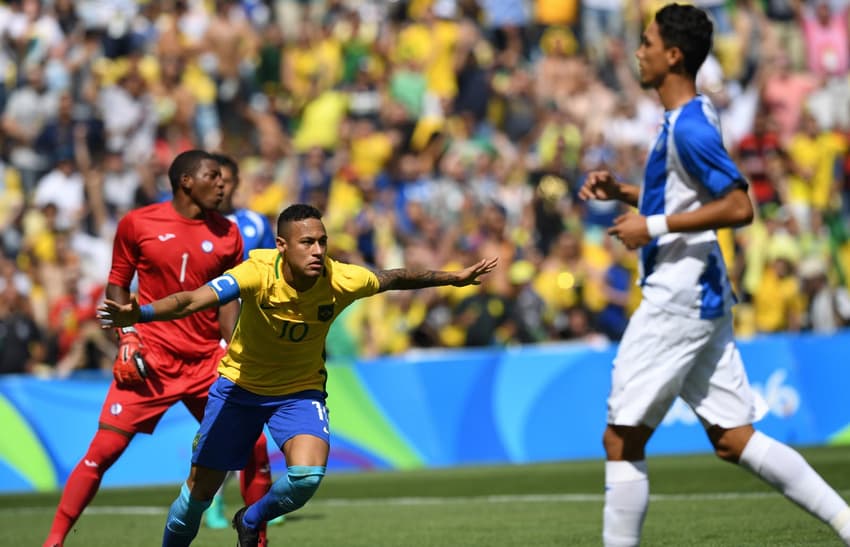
[{"xmin": 108, "ymin": 202, "xmax": 243, "ymax": 361}]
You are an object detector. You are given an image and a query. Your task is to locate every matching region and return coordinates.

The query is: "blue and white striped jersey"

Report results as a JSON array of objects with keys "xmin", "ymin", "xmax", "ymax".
[
  {"xmin": 638, "ymin": 95, "xmax": 746, "ymax": 319},
  {"xmin": 227, "ymin": 209, "xmax": 276, "ymax": 259}
]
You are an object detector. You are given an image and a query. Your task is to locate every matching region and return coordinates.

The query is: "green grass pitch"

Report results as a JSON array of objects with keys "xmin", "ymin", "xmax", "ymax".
[{"xmin": 4, "ymin": 445, "xmax": 850, "ymax": 546}]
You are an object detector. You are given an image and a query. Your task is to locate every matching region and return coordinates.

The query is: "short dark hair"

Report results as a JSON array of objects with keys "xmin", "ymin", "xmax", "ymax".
[
  {"xmin": 655, "ymin": 3, "xmax": 713, "ymax": 78},
  {"xmin": 168, "ymin": 149, "xmax": 216, "ymax": 192},
  {"xmin": 210, "ymin": 152, "xmax": 239, "ymax": 180},
  {"xmin": 277, "ymin": 203, "xmax": 323, "ymax": 236}
]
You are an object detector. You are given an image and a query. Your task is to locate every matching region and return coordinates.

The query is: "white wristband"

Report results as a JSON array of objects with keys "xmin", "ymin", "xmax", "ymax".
[{"xmin": 646, "ymin": 214, "xmax": 669, "ymax": 238}]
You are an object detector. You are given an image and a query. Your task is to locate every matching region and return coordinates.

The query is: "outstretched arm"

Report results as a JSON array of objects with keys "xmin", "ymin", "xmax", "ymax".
[
  {"xmin": 375, "ymin": 257, "xmax": 498, "ymax": 293},
  {"xmin": 98, "ymin": 285, "xmax": 222, "ymax": 328}
]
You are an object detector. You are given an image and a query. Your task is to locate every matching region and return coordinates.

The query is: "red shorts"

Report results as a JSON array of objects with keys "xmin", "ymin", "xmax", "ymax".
[{"xmin": 99, "ymin": 343, "xmax": 226, "ymax": 434}]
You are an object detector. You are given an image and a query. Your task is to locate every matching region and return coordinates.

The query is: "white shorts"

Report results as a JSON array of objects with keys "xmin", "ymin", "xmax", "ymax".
[{"xmin": 607, "ymin": 301, "xmax": 768, "ymax": 429}]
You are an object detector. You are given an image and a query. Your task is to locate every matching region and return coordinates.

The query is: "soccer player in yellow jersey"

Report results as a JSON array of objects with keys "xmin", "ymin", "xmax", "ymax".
[{"xmin": 98, "ymin": 203, "xmax": 498, "ymax": 547}]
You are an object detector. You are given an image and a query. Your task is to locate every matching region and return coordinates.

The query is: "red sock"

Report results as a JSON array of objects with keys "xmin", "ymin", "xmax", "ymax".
[
  {"xmin": 43, "ymin": 429, "xmax": 131, "ymax": 547},
  {"xmin": 240, "ymin": 433, "xmax": 272, "ymax": 504}
]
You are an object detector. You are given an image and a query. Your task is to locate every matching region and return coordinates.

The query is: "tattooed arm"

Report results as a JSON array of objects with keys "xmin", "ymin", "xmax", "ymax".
[{"xmin": 374, "ymin": 257, "xmax": 498, "ymax": 293}]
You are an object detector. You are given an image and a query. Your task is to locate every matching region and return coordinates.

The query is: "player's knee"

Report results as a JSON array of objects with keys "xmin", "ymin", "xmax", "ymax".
[
  {"xmin": 603, "ymin": 425, "xmax": 650, "ymax": 461},
  {"xmin": 713, "ymin": 441, "xmax": 744, "ymax": 463},
  {"xmin": 713, "ymin": 444, "xmax": 740, "ymax": 463},
  {"xmin": 287, "ymin": 466, "xmax": 325, "ymax": 504},
  {"xmin": 83, "ymin": 428, "xmax": 132, "ymax": 473},
  {"xmin": 708, "ymin": 425, "xmax": 749, "ymax": 464},
  {"xmin": 272, "ymin": 466, "xmax": 325, "ymax": 510},
  {"xmin": 602, "ymin": 426, "xmax": 621, "ymax": 456}
]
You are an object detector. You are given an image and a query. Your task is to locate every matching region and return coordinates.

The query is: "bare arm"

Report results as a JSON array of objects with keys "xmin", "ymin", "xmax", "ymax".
[
  {"xmin": 106, "ymin": 282, "xmax": 132, "ymax": 305},
  {"xmin": 374, "ymin": 257, "xmax": 498, "ymax": 293},
  {"xmin": 609, "ymin": 187, "xmax": 754, "ymax": 250},
  {"xmin": 218, "ymin": 299, "xmax": 240, "ymax": 343},
  {"xmin": 666, "ymin": 186, "xmax": 754, "ymax": 232},
  {"xmin": 98, "ymin": 285, "xmax": 222, "ymax": 328},
  {"xmin": 579, "ymin": 170, "xmax": 640, "ymax": 208},
  {"xmin": 85, "ymin": 171, "xmax": 109, "ymax": 237}
]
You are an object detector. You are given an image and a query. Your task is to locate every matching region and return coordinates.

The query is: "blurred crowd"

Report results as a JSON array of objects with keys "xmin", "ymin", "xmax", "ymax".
[{"xmin": 1, "ymin": 0, "xmax": 850, "ymax": 377}]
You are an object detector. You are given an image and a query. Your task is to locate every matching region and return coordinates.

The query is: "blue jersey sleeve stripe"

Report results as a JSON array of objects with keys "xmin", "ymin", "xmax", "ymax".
[
  {"xmin": 641, "ymin": 129, "xmax": 669, "ymax": 216},
  {"xmin": 713, "ymin": 178, "xmax": 749, "ymax": 196},
  {"xmin": 207, "ymin": 274, "xmax": 241, "ymax": 304},
  {"xmin": 673, "ymin": 112, "xmax": 742, "ymax": 197}
]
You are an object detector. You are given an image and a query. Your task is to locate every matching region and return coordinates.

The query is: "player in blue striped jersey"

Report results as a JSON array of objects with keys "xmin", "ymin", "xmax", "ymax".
[
  {"xmin": 579, "ymin": 4, "xmax": 850, "ymax": 546},
  {"xmin": 215, "ymin": 154, "xmax": 276, "ymax": 260}
]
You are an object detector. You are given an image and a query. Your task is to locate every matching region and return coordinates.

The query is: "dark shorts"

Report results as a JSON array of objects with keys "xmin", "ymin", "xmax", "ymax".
[{"xmin": 192, "ymin": 376, "xmax": 330, "ymax": 470}]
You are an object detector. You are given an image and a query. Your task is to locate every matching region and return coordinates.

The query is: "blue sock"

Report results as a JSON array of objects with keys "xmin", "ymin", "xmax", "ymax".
[
  {"xmin": 162, "ymin": 482, "xmax": 212, "ymax": 547},
  {"xmin": 243, "ymin": 466, "xmax": 325, "ymax": 529}
]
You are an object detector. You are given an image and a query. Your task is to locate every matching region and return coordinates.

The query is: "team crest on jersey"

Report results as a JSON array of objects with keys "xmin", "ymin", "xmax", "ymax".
[
  {"xmin": 192, "ymin": 431, "xmax": 201, "ymax": 452},
  {"xmin": 318, "ymin": 304, "xmax": 334, "ymax": 322},
  {"xmin": 201, "ymin": 240, "xmax": 214, "ymax": 253},
  {"xmin": 110, "ymin": 403, "xmax": 123, "ymax": 416}
]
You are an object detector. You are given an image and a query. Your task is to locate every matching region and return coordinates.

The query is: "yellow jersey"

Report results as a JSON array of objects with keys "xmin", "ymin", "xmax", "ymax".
[{"xmin": 213, "ymin": 249, "xmax": 379, "ymax": 396}]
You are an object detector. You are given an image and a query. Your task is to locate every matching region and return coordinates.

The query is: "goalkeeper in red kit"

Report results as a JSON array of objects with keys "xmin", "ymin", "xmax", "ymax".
[{"xmin": 44, "ymin": 150, "xmax": 273, "ymax": 547}]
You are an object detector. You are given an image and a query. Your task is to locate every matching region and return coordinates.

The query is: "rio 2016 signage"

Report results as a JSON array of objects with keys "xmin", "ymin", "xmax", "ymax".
[{"xmin": 1, "ymin": 331, "xmax": 848, "ymax": 493}]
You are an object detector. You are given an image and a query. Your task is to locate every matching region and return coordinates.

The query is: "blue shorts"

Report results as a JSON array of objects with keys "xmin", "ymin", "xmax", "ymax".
[{"xmin": 192, "ymin": 376, "xmax": 330, "ymax": 470}]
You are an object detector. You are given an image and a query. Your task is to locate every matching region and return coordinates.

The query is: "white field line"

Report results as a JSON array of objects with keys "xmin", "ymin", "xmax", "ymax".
[{"xmin": 7, "ymin": 489, "xmax": 850, "ymax": 516}]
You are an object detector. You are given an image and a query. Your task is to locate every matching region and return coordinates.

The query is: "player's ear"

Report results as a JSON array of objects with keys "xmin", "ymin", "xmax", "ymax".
[
  {"xmin": 667, "ymin": 46, "xmax": 684, "ymax": 70},
  {"xmin": 179, "ymin": 172, "xmax": 193, "ymax": 193}
]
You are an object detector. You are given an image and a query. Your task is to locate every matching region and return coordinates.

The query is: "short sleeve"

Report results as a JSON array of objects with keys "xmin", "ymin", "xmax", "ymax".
[
  {"xmin": 674, "ymin": 116, "xmax": 746, "ymax": 197},
  {"xmin": 224, "ymin": 259, "xmax": 265, "ymax": 301},
  {"xmin": 329, "ymin": 258, "xmax": 381, "ymax": 301},
  {"xmin": 108, "ymin": 214, "xmax": 139, "ymax": 288}
]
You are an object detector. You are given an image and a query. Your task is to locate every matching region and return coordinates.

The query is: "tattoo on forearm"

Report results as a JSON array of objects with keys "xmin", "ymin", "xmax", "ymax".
[{"xmin": 376, "ymin": 269, "xmax": 455, "ymax": 291}]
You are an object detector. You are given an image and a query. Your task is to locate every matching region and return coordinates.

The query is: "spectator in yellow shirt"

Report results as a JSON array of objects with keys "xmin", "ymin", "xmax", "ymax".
[{"xmin": 753, "ymin": 235, "xmax": 805, "ymax": 333}]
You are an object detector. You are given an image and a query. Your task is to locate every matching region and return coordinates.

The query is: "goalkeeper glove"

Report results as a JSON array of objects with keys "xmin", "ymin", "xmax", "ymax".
[{"xmin": 113, "ymin": 326, "xmax": 149, "ymax": 386}]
